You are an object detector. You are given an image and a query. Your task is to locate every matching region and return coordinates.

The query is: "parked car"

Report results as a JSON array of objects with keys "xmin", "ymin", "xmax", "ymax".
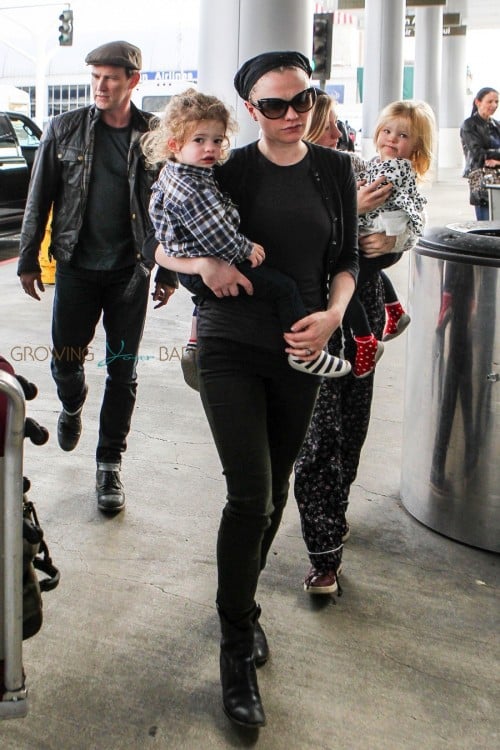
[{"xmin": 0, "ymin": 111, "xmax": 42, "ymax": 236}]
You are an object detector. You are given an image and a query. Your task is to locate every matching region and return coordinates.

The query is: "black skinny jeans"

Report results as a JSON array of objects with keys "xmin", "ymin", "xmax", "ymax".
[
  {"xmin": 198, "ymin": 337, "xmax": 319, "ymax": 622},
  {"xmin": 51, "ymin": 263, "xmax": 150, "ymax": 464}
]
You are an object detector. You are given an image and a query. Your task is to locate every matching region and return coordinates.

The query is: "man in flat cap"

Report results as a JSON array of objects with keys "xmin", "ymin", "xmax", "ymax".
[{"xmin": 18, "ymin": 41, "xmax": 177, "ymax": 514}]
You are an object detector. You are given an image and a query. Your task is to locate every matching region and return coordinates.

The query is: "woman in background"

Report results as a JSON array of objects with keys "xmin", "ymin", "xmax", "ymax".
[{"xmin": 460, "ymin": 86, "xmax": 500, "ymax": 220}]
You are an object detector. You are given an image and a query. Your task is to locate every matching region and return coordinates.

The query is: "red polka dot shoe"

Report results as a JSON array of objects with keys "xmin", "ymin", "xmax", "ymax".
[{"xmin": 352, "ymin": 334, "xmax": 384, "ymax": 378}]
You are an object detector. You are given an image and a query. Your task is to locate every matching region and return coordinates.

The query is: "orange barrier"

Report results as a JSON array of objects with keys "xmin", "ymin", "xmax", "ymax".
[{"xmin": 39, "ymin": 209, "xmax": 56, "ymax": 284}]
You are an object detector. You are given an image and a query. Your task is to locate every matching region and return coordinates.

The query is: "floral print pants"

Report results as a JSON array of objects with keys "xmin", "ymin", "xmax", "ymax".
[{"xmin": 294, "ymin": 274, "xmax": 385, "ymax": 572}]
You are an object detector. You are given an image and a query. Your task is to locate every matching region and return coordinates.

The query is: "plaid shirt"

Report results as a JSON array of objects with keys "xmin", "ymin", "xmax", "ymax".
[{"xmin": 149, "ymin": 161, "xmax": 253, "ymax": 264}]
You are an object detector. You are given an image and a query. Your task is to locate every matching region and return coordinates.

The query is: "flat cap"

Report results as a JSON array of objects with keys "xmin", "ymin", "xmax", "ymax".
[{"xmin": 85, "ymin": 40, "xmax": 142, "ymax": 70}]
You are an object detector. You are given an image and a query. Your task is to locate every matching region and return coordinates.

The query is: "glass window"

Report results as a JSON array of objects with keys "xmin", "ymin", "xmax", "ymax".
[
  {"xmin": 7, "ymin": 115, "xmax": 40, "ymax": 147},
  {"xmin": 0, "ymin": 114, "xmax": 18, "ymax": 155},
  {"xmin": 48, "ymin": 84, "xmax": 91, "ymax": 116}
]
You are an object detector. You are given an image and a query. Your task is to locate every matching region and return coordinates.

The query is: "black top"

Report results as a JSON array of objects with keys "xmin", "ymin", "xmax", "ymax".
[
  {"xmin": 198, "ymin": 141, "xmax": 358, "ymax": 352},
  {"xmin": 245, "ymin": 152, "xmax": 330, "ymax": 311},
  {"xmin": 75, "ymin": 120, "xmax": 134, "ymax": 270}
]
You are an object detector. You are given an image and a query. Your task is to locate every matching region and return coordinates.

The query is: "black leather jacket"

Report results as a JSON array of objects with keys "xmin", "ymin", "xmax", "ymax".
[
  {"xmin": 17, "ymin": 103, "xmax": 176, "ymax": 287},
  {"xmin": 460, "ymin": 112, "xmax": 500, "ymax": 176}
]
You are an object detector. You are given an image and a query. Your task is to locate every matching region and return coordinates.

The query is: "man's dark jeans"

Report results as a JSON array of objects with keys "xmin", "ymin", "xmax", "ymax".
[{"xmin": 51, "ymin": 263, "xmax": 149, "ymax": 464}]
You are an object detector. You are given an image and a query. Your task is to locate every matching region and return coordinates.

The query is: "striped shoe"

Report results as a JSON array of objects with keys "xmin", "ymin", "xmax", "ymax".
[{"xmin": 288, "ymin": 350, "xmax": 351, "ymax": 378}]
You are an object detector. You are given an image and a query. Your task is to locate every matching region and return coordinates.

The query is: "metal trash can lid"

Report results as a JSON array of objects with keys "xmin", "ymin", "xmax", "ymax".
[{"xmin": 417, "ymin": 221, "xmax": 500, "ymax": 266}]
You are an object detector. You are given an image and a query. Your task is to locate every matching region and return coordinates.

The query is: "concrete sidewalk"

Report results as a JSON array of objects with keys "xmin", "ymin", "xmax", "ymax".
[{"xmin": 1, "ymin": 171, "xmax": 498, "ymax": 749}]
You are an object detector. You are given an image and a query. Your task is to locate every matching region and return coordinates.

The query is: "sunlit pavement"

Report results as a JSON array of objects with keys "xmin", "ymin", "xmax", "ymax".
[{"xmin": 1, "ymin": 171, "xmax": 498, "ymax": 749}]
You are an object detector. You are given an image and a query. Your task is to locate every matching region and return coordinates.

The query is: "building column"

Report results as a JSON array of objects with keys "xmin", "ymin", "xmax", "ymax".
[
  {"xmin": 440, "ymin": 0, "xmax": 468, "ymax": 170},
  {"xmin": 361, "ymin": 0, "xmax": 406, "ymax": 158},
  {"xmin": 413, "ymin": 5, "xmax": 443, "ymax": 171},
  {"xmin": 197, "ymin": 0, "xmax": 240, "ymax": 115},
  {"xmin": 198, "ymin": 0, "xmax": 314, "ymax": 146}
]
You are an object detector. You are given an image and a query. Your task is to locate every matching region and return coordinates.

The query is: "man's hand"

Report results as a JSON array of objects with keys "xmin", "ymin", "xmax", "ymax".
[
  {"xmin": 151, "ymin": 282, "xmax": 176, "ymax": 309},
  {"xmin": 20, "ymin": 272, "xmax": 45, "ymax": 301},
  {"xmin": 357, "ymin": 175, "xmax": 393, "ymax": 214}
]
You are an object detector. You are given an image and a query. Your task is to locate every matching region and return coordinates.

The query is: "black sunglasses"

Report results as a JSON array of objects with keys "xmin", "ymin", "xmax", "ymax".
[{"xmin": 249, "ymin": 87, "xmax": 317, "ymax": 120}]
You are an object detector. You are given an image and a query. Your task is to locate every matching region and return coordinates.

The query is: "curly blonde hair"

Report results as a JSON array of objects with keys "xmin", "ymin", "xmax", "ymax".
[
  {"xmin": 373, "ymin": 100, "xmax": 436, "ymax": 180},
  {"xmin": 141, "ymin": 88, "xmax": 237, "ymax": 167}
]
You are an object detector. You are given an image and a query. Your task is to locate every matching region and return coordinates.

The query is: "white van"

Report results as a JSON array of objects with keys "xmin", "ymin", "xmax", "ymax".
[
  {"xmin": 0, "ymin": 85, "xmax": 30, "ymax": 115},
  {"xmin": 131, "ymin": 79, "xmax": 197, "ymax": 115}
]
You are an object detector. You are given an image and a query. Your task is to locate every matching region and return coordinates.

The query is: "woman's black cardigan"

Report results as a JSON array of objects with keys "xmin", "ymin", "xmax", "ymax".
[
  {"xmin": 143, "ymin": 141, "xmax": 360, "ymax": 297},
  {"xmin": 214, "ymin": 141, "xmax": 359, "ymax": 297}
]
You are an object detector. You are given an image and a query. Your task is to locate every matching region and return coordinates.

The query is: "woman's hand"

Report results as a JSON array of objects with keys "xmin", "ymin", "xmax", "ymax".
[
  {"xmin": 484, "ymin": 158, "xmax": 500, "ymax": 167},
  {"xmin": 283, "ymin": 308, "xmax": 342, "ymax": 359},
  {"xmin": 284, "ymin": 271, "xmax": 354, "ymax": 358},
  {"xmin": 153, "ymin": 248, "xmax": 254, "ymax": 298},
  {"xmin": 196, "ymin": 257, "xmax": 254, "ymax": 297},
  {"xmin": 357, "ymin": 175, "xmax": 393, "ymax": 214},
  {"xmin": 359, "ymin": 232, "xmax": 397, "ymax": 258}
]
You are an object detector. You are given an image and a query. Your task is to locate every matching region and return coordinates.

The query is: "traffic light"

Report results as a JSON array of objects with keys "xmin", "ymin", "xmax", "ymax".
[
  {"xmin": 58, "ymin": 9, "xmax": 73, "ymax": 46},
  {"xmin": 312, "ymin": 12, "xmax": 333, "ymax": 80}
]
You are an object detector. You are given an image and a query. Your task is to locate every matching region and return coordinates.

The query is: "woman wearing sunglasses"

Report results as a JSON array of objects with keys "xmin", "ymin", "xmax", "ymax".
[{"xmin": 154, "ymin": 51, "xmax": 358, "ymax": 728}]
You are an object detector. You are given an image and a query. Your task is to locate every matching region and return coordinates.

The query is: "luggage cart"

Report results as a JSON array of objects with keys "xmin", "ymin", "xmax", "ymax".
[{"xmin": 0, "ymin": 367, "xmax": 28, "ymax": 719}]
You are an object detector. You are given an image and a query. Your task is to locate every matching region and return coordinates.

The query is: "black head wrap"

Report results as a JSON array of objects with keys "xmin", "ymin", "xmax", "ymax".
[{"xmin": 234, "ymin": 51, "xmax": 312, "ymax": 101}]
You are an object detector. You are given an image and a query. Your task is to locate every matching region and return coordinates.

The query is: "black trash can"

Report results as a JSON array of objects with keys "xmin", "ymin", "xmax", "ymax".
[{"xmin": 400, "ymin": 221, "xmax": 500, "ymax": 552}]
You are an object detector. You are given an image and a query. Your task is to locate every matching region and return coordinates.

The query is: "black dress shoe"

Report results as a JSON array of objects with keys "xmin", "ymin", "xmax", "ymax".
[
  {"xmin": 254, "ymin": 619, "xmax": 270, "ymax": 667},
  {"xmin": 96, "ymin": 468, "xmax": 125, "ymax": 513},
  {"xmin": 57, "ymin": 410, "xmax": 82, "ymax": 452}
]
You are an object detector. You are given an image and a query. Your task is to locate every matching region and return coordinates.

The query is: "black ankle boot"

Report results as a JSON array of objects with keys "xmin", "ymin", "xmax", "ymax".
[
  {"xmin": 253, "ymin": 605, "xmax": 269, "ymax": 667},
  {"xmin": 219, "ymin": 608, "xmax": 266, "ymax": 728}
]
